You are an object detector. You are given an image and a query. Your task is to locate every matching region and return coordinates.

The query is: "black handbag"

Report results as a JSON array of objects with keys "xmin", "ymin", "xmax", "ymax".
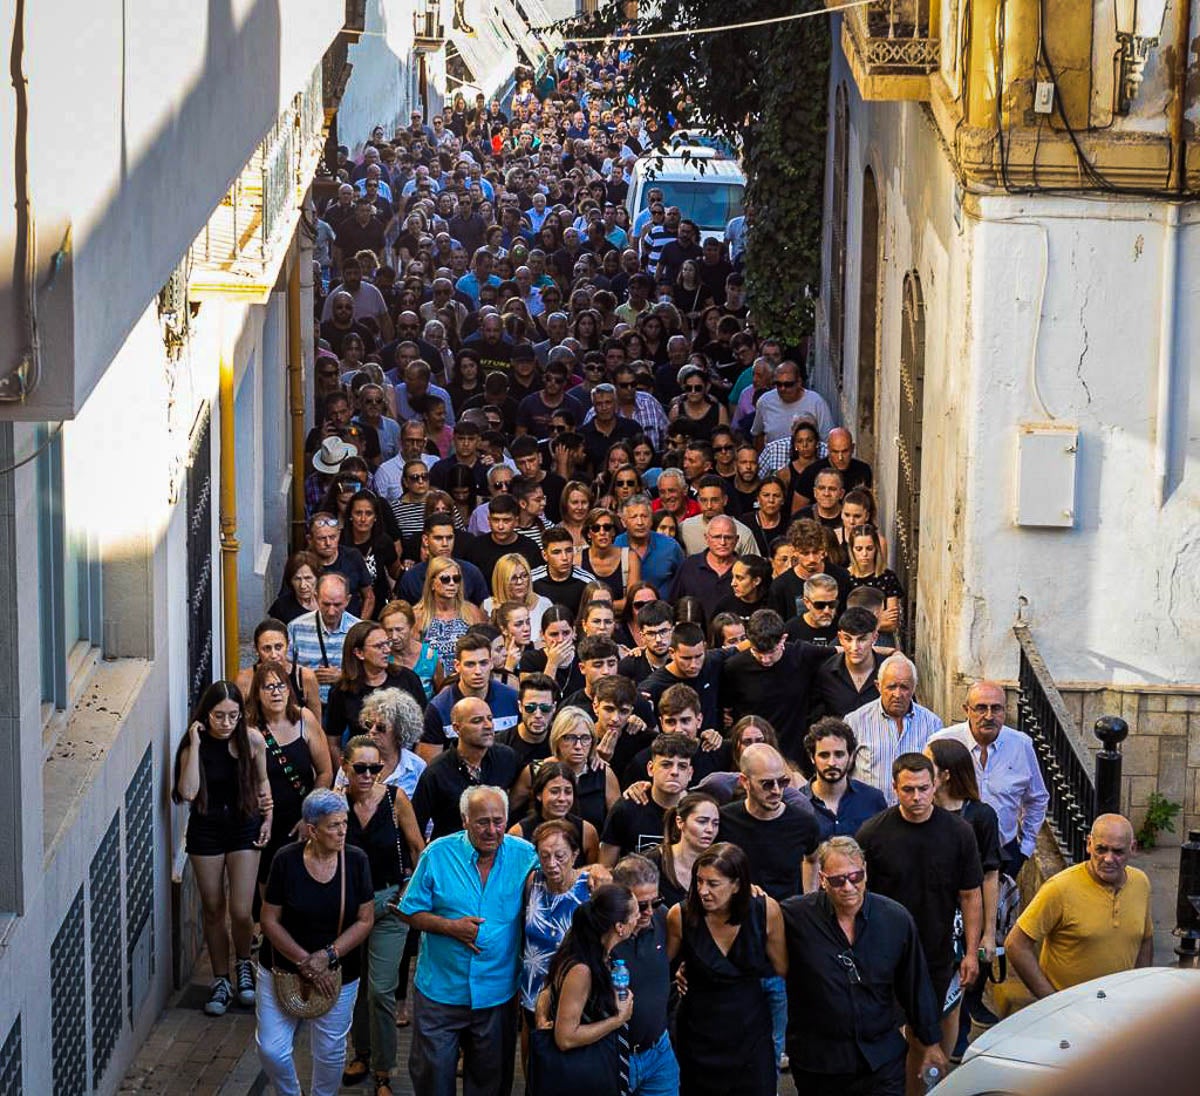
[{"xmin": 527, "ymin": 1024, "xmax": 628, "ymax": 1096}]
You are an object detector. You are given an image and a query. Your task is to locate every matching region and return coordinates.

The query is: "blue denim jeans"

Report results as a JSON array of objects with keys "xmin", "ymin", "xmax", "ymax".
[
  {"xmin": 629, "ymin": 1030, "xmax": 680, "ymax": 1096},
  {"xmin": 761, "ymin": 975, "xmax": 787, "ymax": 1065}
]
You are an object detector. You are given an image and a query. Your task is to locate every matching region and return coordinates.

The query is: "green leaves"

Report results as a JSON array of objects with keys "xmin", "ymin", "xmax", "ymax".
[{"xmin": 589, "ymin": 1, "xmax": 830, "ymax": 341}]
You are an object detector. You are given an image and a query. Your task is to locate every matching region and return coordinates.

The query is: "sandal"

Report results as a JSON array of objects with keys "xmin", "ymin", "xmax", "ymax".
[
  {"xmin": 395, "ymin": 1000, "xmax": 411, "ymax": 1028},
  {"xmin": 374, "ymin": 1074, "xmax": 394, "ymax": 1096},
  {"xmin": 342, "ymin": 1058, "xmax": 369, "ymax": 1086}
]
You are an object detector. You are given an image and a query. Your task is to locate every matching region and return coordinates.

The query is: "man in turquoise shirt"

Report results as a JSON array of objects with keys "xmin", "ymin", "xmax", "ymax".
[{"xmin": 399, "ymin": 785, "xmax": 536, "ymax": 1095}]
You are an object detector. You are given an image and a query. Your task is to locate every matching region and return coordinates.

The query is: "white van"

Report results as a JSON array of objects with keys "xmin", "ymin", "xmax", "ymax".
[{"xmin": 625, "ymin": 142, "xmax": 746, "ymax": 246}]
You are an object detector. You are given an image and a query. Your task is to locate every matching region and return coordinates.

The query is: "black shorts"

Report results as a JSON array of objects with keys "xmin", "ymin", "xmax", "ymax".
[
  {"xmin": 929, "ymin": 965, "xmax": 955, "ymax": 1013},
  {"xmin": 186, "ymin": 807, "xmax": 262, "ymax": 856}
]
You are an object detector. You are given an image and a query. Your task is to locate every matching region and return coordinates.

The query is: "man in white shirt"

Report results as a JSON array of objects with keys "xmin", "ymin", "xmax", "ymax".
[
  {"xmin": 930, "ymin": 680, "xmax": 1050, "ymax": 878},
  {"xmin": 751, "ymin": 361, "xmax": 833, "ymax": 445}
]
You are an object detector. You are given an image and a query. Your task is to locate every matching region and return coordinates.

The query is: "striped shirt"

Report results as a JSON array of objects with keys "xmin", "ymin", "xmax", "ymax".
[
  {"xmin": 529, "ymin": 564, "xmax": 597, "ymax": 584},
  {"xmin": 758, "ymin": 435, "xmax": 828, "ymax": 478},
  {"xmin": 643, "ymin": 225, "xmax": 676, "ymax": 275},
  {"xmin": 515, "ymin": 519, "xmax": 549, "ymax": 552},
  {"xmin": 845, "ymin": 698, "xmax": 944, "ymax": 805},
  {"xmin": 389, "ymin": 498, "xmax": 429, "ymax": 539},
  {"xmin": 288, "ymin": 610, "xmax": 360, "ymax": 702}
]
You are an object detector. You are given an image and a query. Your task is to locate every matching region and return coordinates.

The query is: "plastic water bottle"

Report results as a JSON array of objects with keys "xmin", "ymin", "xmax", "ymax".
[
  {"xmin": 921, "ymin": 1063, "xmax": 942, "ymax": 1091},
  {"xmin": 612, "ymin": 958, "xmax": 630, "ymax": 1002}
]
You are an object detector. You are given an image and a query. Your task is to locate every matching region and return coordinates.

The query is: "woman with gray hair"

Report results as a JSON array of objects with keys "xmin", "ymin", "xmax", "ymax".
[
  {"xmin": 355, "ymin": 686, "xmax": 427, "ymax": 798},
  {"xmin": 257, "ymin": 788, "xmax": 375, "ymax": 1096}
]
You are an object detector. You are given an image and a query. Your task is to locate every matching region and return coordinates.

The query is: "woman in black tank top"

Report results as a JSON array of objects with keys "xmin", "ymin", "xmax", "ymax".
[
  {"xmin": 341, "ymin": 736, "xmax": 425, "ymax": 1091},
  {"xmin": 243, "ymin": 663, "xmax": 334, "ymax": 889},
  {"xmin": 172, "ymin": 681, "xmax": 271, "ymax": 1017}
]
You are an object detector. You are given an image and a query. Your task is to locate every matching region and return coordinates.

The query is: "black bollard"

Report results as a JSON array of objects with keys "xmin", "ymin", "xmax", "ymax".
[
  {"xmin": 1175, "ymin": 829, "xmax": 1200, "ymax": 968},
  {"xmin": 1093, "ymin": 716, "xmax": 1128, "ymax": 817}
]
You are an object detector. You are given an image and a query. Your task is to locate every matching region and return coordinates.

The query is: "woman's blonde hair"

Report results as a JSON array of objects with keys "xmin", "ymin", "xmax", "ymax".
[
  {"xmin": 549, "ymin": 706, "xmax": 597, "ymax": 759},
  {"xmin": 491, "ymin": 553, "xmax": 537, "ymax": 610},
  {"xmin": 417, "ymin": 555, "xmax": 467, "ymax": 625}
]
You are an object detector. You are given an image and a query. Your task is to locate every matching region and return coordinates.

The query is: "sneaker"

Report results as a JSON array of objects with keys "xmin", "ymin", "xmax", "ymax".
[
  {"xmin": 950, "ymin": 1024, "xmax": 970, "ymax": 1064},
  {"xmin": 234, "ymin": 959, "xmax": 256, "ymax": 1007},
  {"xmin": 970, "ymin": 1001, "xmax": 1000, "ymax": 1028},
  {"xmin": 205, "ymin": 976, "xmax": 233, "ymax": 1017}
]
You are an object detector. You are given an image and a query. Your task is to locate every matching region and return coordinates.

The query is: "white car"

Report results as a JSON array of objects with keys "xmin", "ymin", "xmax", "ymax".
[
  {"xmin": 932, "ymin": 967, "xmax": 1200, "ymax": 1093},
  {"xmin": 625, "ymin": 145, "xmax": 745, "ymax": 246}
]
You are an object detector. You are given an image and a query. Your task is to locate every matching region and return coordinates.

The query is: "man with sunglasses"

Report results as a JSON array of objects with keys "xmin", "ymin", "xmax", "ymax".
[
  {"xmin": 494, "ymin": 673, "xmax": 558, "ymax": 773},
  {"xmin": 611, "ymin": 854, "xmax": 680, "ymax": 1096},
  {"xmin": 751, "ymin": 360, "xmax": 833, "ymax": 447},
  {"xmin": 780, "ymin": 836, "xmax": 945, "ymax": 1095},
  {"xmin": 515, "ymin": 358, "xmax": 571, "ymax": 439}
]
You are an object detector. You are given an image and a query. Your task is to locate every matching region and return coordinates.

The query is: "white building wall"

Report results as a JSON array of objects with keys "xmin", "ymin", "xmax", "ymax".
[
  {"xmin": 0, "ymin": 0, "xmax": 344, "ymax": 420},
  {"xmin": 338, "ymin": 0, "xmax": 424, "ymax": 146},
  {"xmin": 0, "ymin": 256, "xmax": 304, "ymax": 1092},
  {"xmin": 821, "ymin": 17, "xmax": 1200, "ymax": 712}
]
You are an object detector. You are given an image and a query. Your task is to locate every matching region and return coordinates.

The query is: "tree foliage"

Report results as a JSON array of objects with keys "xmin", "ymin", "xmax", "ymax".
[{"xmin": 589, "ymin": 1, "xmax": 830, "ymax": 342}]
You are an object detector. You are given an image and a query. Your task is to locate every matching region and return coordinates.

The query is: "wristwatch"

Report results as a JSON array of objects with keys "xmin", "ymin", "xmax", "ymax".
[{"xmin": 325, "ymin": 945, "xmax": 340, "ymax": 970}]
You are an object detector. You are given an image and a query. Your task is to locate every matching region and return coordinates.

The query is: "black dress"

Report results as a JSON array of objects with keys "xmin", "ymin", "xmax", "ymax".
[{"xmin": 676, "ymin": 895, "xmax": 775, "ymax": 1096}]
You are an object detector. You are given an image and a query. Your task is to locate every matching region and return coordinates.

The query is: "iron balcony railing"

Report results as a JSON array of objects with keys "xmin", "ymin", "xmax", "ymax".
[
  {"xmin": 190, "ymin": 64, "xmax": 325, "ymax": 293},
  {"xmin": 834, "ymin": 0, "xmax": 940, "ymax": 74},
  {"xmin": 1014, "ymin": 624, "xmax": 1095, "ymax": 863}
]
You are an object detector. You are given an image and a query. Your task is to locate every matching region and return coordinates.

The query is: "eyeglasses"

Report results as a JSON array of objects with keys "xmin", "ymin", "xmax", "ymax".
[
  {"xmin": 835, "ymin": 951, "xmax": 863, "ymax": 985},
  {"xmin": 406, "ymin": 472, "xmax": 428, "ymax": 482},
  {"xmin": 684, "ymin": 384, "xmax": 706, "ymax": 393},
  {"xmin": 775, "ymin": 380, "xmax": 798, "ymax": 390},
  {"xmin": 756, "ymin": 777, "xmax": 789, "ymax": 790},
  {"xmin": 616, "ymin": 478, "xmax": 638, "ymax": 487},
  {"xmin": 808, "ymin": 600, "xmax": 838, "ymax": 611},
  {"xmin": 560, "ymin": 733, "xmax": 592, "ymax": 746},
  {"xmin": 350, "ymin": 762, "xmax": 385, "ymax": 776},
  {"xmin": 824, "ymin": 869, "xmax": 866, "ymax": 889},
  {"xmin": 262, "ymin": 682, "xmax": 289, "ymax": 694},
  {"xmin": 636, "ymin": 897, "xmax": 664, "ymax": 913},
  {"xmin": 312, "ymin": 517, "xmax": 340, "ymax": 529},
  {"xmin": 523, "ymin": 702, "xmax": 555, "ymax": 714},
  {"xmin": 590, "ymin": 523, "xmax": 616, "ymax": 533},
  {"xmin": 437, "ymin": 573, "xmax": 462, "ymax": 585},
  {"xmin": 969, "ymin": 703, "xmax": 1006, "ymax": 715},
  {"xmin": 366, "ymin": 641, "xmax": 392, "ymax": 652},
  {"xmin": 210, "ymin": 711, "xmax": 240, "ymax": 725},
  {"xmin": 616, "ymin": 381, "xmax": 635, "ymax": 389}
]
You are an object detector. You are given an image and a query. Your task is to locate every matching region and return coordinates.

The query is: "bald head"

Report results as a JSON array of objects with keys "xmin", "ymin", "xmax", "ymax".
[
  {"xmin": 739, "ymin": 743, "xmax": 786, "ymax": 778},
  {"xmin": 1091, "ymin": 813, "xmax": 1134, "ymax": 843}
]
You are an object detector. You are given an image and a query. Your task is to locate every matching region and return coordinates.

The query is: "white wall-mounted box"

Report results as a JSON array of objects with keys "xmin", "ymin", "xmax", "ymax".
[{"xmin": 1015, "ymin": 422, "xmax": 1078, "ymax": 527}]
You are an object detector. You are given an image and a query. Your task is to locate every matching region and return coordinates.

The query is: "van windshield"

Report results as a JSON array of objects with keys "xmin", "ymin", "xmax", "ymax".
[{"xmin": 650, "ymin": 181, "xmax": 744, "ymax": 228}]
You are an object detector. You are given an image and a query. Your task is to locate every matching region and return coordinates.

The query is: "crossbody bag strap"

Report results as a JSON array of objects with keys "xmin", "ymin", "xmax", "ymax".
[
  {"xmin": 337, "ymin": 849, "xmax": 346, "ymax": 937},
  {"xmin": 261, "ymin": 725, "xmax": 307, "ymax": 796},
  {"xmin": 315, "ymin": 614, "xmax": 330, "ymax": 668}
]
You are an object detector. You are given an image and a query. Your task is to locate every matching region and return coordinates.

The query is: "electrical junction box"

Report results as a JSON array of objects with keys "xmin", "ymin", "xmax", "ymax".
[{"xmin": 1015, "ymin": 423, "xmax": 1078, "ymax": 527}]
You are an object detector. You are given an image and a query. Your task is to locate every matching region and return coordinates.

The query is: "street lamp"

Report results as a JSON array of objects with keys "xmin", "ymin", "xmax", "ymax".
[{"xmin": 1113, "ymin": 0, "xmax": 1169, "ymax": 114}]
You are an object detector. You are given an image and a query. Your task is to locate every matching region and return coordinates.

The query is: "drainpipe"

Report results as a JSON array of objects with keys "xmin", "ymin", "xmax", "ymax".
[
  {"xmin": 1154, "ymin": 202, "xmax": 1180, "ymax": 508},
  {"xmin": 287, "ymin": 250, "xmax": 306, "ymax": 551},
  {"xmin": 218, "ymin": 347, "xmax": 239, "ymax": 678}
]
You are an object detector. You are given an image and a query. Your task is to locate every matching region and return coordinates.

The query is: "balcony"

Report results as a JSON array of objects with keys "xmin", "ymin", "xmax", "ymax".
[
  {"xmin": 413, "ymin": 6, "xmax": 445, "ymax": 52},
  {"xmin": 833, "ymin": 0, "xmax": 940, "ymax": 102},
  {"xmin": 189, "ymin": 65, "xmax": 326, "ymax": 303}
]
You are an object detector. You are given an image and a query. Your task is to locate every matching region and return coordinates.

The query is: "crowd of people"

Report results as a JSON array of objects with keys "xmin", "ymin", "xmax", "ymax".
[{"xmin": 171, "ymin": 37, "xmax": 1158, "ymax": 1096}]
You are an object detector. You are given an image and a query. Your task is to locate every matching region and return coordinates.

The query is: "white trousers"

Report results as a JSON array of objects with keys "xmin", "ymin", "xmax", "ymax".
[{"xmin": 255, "ymin": 965, "xmax": 359, "ymax": 1096}]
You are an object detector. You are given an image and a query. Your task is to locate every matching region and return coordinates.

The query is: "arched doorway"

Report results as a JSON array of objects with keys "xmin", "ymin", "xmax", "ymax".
[
  {"xmin": 895, "ymin": 271, "xmax": 925, "ymax": 654},
  {"xmin": 856, "ymin": 167, "xmax": 880, "ymax": 467}
]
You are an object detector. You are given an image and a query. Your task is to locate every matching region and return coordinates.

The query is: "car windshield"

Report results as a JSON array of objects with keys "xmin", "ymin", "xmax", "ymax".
[{"xmin": 650, "ymin": 181, "xmax": 744, "ymax": 228}]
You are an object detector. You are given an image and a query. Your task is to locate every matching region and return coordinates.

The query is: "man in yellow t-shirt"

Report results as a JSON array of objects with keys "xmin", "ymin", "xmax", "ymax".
[{"xmin": 1006, "ymin": 813, "xmax": 1153, "ymax": 996}]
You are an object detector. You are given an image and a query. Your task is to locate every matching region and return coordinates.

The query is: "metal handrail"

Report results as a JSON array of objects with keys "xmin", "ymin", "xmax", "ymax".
[{"xmin": 1014, "ymin": 624, "xmax": 1095, "ymax": 862}]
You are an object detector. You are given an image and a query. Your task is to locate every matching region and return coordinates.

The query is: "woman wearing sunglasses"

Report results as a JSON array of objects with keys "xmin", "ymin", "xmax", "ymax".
[
  {"xmin": 580, "ymin": 507, "xmax": 637, "ymax": 615},
  {"xmin": 412, "ymin": 556, "xmax": 484, "ymax": 667},
  {"xmin": 340, "ymin": 736, "xmax": 424, "ymax": 1095},
  {"xmin": 668, "ymin": 363, "xmax": 728, "ymax": 434}
]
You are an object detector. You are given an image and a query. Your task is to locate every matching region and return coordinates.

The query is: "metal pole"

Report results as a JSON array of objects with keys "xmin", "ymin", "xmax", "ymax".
[
  {"xmin": 1175, "ymin": 829, "xmax": 1200, "ymax": 968},
  {"xmin": 1093, "ymin": 716, "xmax": 1128, "ymax": 818}
]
